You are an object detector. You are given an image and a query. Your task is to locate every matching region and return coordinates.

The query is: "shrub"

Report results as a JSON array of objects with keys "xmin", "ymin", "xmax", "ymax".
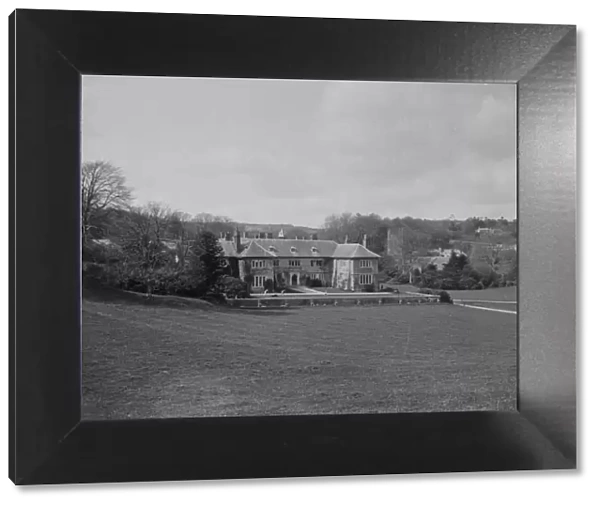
[
  {"xmin": 439, "ymin": 291, "xmax": 453, "ymax": 304},
  {"xmin": 243, "ymin": 274, "xmax": 254, "ymax": 289},
  {"xmin": 440, "ymin": 277, "xmax": 459, "ymax": 290},
  {"xmin": 394, "ymin": 273, "xmax": 411, "ymax": 284},
  {"xmin": 82, "ymin": 240, "xmax": 122, "ymax": 264},
  {"xmin": 458, "ymin": 276, "xmax": 479, "ymax": 290},
  {"xmin": 204, "ymin": 292, "xmax": 227, "ymax": 304},
  {"xmin": 216, "ymin": 275, "xmax": 251, "ymax": 298},
  {"xmin": 82, "ymin": 262, "xmax": 112, "ymax": 288}
]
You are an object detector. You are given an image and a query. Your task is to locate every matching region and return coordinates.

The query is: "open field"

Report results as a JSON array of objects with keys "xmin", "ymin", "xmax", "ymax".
[
  {"xmin": 448, "ymin": 286, "xmax": 516, "ymax": 302},
  {"xmin": 392, "ymin": 284, "xmax": 516, "ymax": 302},
  {"xmin": 82, "ymin": 289, "xmax": 517, "ymax": 420}
]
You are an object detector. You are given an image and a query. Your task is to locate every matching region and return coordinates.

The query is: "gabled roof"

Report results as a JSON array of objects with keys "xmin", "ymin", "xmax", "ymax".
[
  {"xmin": 332, "ymin": 244, "xmax": 381, "ymax": 259},
  {"xmin": 218, "ymin": 239, "xmax": 238, "ymax": 257},
  {"xmin": 238, "ymin": 241, "xmax": 276, "ymax": 258},
  {"xmin": 250, "ymin": 239, "xmax": 339, "ymax": 257},
  {"xmin": 220, "ymin": 238, "xmax": 380, "ymax": 259}
]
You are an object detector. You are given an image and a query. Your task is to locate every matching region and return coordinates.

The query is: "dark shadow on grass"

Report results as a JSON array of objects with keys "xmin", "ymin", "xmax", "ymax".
[
  {"xmin": 217, "ymin": 306, "xmax": 302, "ymax": 317},
  {"xmin": 83, "ymin": 285, "xmax": 301, "ymax": 317},
  {"xmin": 83, "ymin": 285, "xmax": 214, "ymax": 309}
]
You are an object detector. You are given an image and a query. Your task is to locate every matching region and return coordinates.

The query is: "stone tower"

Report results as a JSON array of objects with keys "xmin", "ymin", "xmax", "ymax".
[{"xmin": 386, "ymin": 227, "xmax": 405, "ymax": 265}]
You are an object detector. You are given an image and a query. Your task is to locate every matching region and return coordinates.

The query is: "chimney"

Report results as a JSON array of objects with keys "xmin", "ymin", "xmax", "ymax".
[
  {"xmin": 363, "ymin": 234, "xmax": 367, "ymax": 248},
  {"xmin": 386, "ymin": 228, "xmax": 391, "ymax": 256},
  {"xmin": 225, "ymin": 232, "xmax": 232, "ymax": 242},
  {"xmin": 344, "ymin": 235, "xmax": 348, "ymax": 244},
  {"xmin": 235, "ymin": 227, "xmax": 242, "ymax": 253}
]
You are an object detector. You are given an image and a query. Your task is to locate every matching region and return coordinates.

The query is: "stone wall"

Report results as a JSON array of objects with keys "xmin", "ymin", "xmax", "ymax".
[
  {"xmin": 332, "ymin": 259, "xmax": 353, "ymax": 290},
  {"xmin": 353, "ymin": 259, "xmax": 378, "ymax": 289},
  {"xmin": 240, "ymin": 257, "xmax": 333, "ymax": 291}
]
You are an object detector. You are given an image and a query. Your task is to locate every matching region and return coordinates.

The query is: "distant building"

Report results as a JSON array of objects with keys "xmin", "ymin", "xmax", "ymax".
[
  {"xmin": 476, "ymin": 227, "xmax": 503, "ymax": 236},
  {"xmin": 219, "ymin": 231, "xmax": 380, "ymax": 292},
  {"xmin": 411, "ymin": 256, "xmax": 449, "ymax": 272}
]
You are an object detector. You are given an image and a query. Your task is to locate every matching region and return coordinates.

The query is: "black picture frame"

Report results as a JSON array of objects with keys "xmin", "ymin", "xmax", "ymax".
[{"xmin": 9, "ymin": 9, "xmax": 577, "ymax": 485}]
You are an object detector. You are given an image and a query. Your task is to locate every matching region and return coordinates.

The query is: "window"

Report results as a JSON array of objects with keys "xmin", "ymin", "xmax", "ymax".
[
  {"xmin": 310, "ymin": 273, "xmax": 324, "ymax": 280},
  {"xmin": 310, "ymin": 260, "xmax": 323, "ymax": 267},
  {"xmin": 289, "ymin": 259, "xmax": 301, "ymax": 267},
  {"xmin": 290, "ymin": 247, "xmax": 297, "ymax": 254},
  {"xmin": 359, "ymin": 260, "xmax": 372, "ymax": 269},
  {"xmin": 359, "ymin": 274, "xmax": 373, "ymax": 285},
  {"xmin": 273, "ymin": 259, "xmax": 279, "ymax": 267},
  {"xmin": 251, "ymin": 260, "xmax": 265, "ymax": 269},
  {"xmin": 311, "ymin": 246, "xmax": 318, "ymax": 253},
  {"xmin": 253, "ymin": 275, "xmax": 267, "ymax": 288}
]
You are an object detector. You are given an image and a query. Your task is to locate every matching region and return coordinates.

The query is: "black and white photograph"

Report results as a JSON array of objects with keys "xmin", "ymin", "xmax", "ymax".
[
  {"xmin": 9, "ymin": 2, "xmax": 582, "ymax": 489},
  {"xmin": 81, "ymin": 76, "xmax": 518, "ymax": 420}
]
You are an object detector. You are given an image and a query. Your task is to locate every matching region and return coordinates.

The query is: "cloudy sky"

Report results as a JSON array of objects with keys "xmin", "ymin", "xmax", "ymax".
[{"xmin": 83, "ymin": 77, "xmax": 516, "ymax": 228}]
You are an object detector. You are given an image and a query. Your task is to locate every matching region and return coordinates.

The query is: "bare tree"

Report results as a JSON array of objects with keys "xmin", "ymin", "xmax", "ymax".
[
  {"xmin": 322, "ymin": 212, "xmax": 356, "ymax": 242},
  {"xmin": 192, "ymin": 212, "xmax": 232, "ymax": 224},
  {"xmin": 168, "ymin": 211, "xmax": 193, "ymax": 267},
  {"xmin": 81, "ymin": 161, "xmax": 132, "ymax": 244},
  {"xmin": 122, "ymin": 203, "xmax": 172, "ymax": 298}
]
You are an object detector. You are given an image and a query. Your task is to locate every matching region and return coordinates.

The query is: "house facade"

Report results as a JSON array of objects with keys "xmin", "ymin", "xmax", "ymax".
[{"xmin": 219, "ymin": 232, "xmax": 380, "ymax": 292}]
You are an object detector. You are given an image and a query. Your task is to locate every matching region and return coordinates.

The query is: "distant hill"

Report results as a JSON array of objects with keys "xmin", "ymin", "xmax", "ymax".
[{"xmin": 238, "ymin": 223, "xmax": 320, "ymax": 236}]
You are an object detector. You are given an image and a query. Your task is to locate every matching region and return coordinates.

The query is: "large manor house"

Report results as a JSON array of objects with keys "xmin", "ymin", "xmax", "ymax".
[{"xmin": 218, "ymin": 228, "xmax": 381, "ymax": 292}]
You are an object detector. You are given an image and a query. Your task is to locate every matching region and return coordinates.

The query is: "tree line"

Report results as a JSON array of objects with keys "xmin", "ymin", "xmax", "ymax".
[
  {"xmin": 413, "ymin": 251, "xmax": 517, "ymax": 291},
  {"xmin": 82, "ymin": 160, "xmax": 517, "ymax": 298},
  {"xmin": 320, "ymin": 212, "xmax": 517, "ymax": 288},
  {"xmin": 82, "ymin": 161, "xmax": 247, "ymax": 299},
  {"xmin": 319, "ymin": 212, "xmax": 517, "ymax": 257}
]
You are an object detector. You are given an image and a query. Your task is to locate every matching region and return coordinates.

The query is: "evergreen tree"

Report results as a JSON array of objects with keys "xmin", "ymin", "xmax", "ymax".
[
  {"xmin": 187, "ymin": 231, "xmax": 227, "ymax": 295},
  {"xmin": 442, "ymin": 251, "xmax": 470, "ymax": 287}
]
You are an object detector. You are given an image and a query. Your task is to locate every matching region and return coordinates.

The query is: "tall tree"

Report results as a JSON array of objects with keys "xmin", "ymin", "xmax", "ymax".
[
  {"xmin": 168, "ymin": 211, "xmax": 193, "ymax": 267},
  {"xmin": 81, "ymin": 161, "xmax": 132, "ymax": 244},
  {"xmin": 121, "ymin": 203, "xmax": 172, "ymax": 297},
  {"xmin": 188, "ymin": 231, "xmax": 227, "ymax": 295}
]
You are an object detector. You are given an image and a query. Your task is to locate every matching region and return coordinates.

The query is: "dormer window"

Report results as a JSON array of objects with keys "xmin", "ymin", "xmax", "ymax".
[
  {"xmin": 311, "ymin": 246, "xmax": 318, "ymax": 253},
  {"xmin": 290, "ymin": 246, "xmax": 297, "ymax": 254},
  {"xmin": 268, "ymin": 245, "xmax": 277, "ymax": 252}
]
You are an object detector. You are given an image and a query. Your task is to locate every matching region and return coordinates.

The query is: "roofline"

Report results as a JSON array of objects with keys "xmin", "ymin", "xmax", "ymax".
[
  {"xmin": 332, "ymin": 255, "xmax": 381, "ymax": 259},
  {"xmin": 238, "ymin": 253, "xmax": 381, "ymax": 259}
]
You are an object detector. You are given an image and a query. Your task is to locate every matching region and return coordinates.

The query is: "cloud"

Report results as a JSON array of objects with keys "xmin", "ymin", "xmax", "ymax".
[{"xmin": 83, "ymin": 77, "xmax": 516, "ymax": 225}]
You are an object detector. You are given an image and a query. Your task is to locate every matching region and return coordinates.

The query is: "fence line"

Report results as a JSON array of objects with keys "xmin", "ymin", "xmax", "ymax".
[
  {"xmin": 454, "ymin": 303, "xmax": 517, "ymax": 315},
  {"xmin": 248, "ymin": 292, "xmax": 407, "ymax": 299},
  {"xmin": 404, "ymin": 291, "xmax": 517, "ymax": 304}
]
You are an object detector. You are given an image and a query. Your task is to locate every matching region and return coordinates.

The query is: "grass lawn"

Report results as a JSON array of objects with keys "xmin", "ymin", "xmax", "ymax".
[
  {"xmin": 448, "ymin": 286, "xmax": 516, "ymax": 302},
  {"xmin": 390, "ymin": 284, "xmax": 516, "ymax": 301},
  {"xmin": 82, "ymin": 290, "xmax": 517, "ymax": 420},
  {"xmin": 459, "ymin": 302, "xmax": 517, "ymax": 312},
  {"xmin": 311, "ymin": 287, "xmax": 350, "ymax": 294}
]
